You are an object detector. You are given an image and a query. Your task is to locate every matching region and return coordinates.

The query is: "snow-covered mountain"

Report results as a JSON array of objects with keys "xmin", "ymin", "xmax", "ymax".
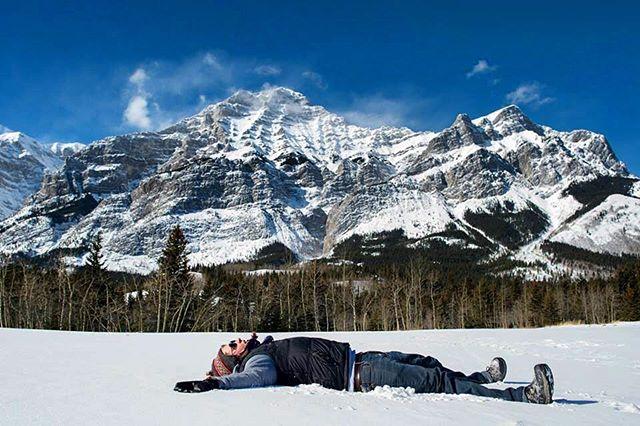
[
  {"xmin": 0, "ymin": 127, "xmax": 86, "ymax": 220},
  {"xmin": 0, "ymin": 130, "xmax": 65, "ymax": 219},
  {"xmin": 0, "ymin": 87, "xmax": 637, "ymax": 273}
]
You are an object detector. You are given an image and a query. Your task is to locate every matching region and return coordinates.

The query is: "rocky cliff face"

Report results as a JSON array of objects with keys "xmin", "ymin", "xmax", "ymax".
[
  {"xmin": 0, "ymin": 130, "xmax": 74, "ymax": 220},
  {"xmin": 0, "ymin": 88, "xmax": 636, "ymax": 274}
]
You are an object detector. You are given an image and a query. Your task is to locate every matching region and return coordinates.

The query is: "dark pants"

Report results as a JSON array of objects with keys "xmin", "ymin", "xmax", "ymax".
[{"xmin": 358, "ymin": 351, "xmax": 525, "ymax": 402}]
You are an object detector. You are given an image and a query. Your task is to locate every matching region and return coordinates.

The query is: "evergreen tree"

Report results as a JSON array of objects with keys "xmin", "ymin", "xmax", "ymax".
[
  {"xmin": 615, "ymin": 260, "xmax": 640, "ymax": 321},
  {"xmin": 620, "ymin": 284, "xmax": 640, "ymax": 321},
  {"xmin": 87, "ymin": 232, "xmax": 105, "ymax": 274},
  {"xmin": 87, "ymin": 232, "xmax": 109, "ymax": 309},
  {"xmin": 158, "ymin": 225, "xmax": 190, "ymax": 285},
  {"xmin": 528, "ymin": 283, "xmax": 545, "ymax": 327},
  {"xmin": 155, "ymin": 225, "xmax": 193, "ymax": 332},
  {"xmin": 542, "ymin": 287, "xmax": 559, "ymax": 325}
]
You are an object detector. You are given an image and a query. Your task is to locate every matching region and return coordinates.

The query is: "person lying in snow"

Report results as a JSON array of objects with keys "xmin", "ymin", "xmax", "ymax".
[{"xmin": 174, "ymin": 333, "xmax": 554, "ymax": 404}]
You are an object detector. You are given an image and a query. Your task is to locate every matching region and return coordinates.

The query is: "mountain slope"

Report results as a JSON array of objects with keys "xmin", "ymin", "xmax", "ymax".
[
  {"xmin": 0, "ymin": 131, "xmax": 66, "ymax": 219},
  {"xmin": 0, "ymin": 87, "xmax": 636, "ymax": 274}
]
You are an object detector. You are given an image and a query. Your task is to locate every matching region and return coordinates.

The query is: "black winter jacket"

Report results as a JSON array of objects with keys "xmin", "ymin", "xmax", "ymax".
[{"xmin": 238, "ymin": 337, "xmax": 351, "ymax": 390}]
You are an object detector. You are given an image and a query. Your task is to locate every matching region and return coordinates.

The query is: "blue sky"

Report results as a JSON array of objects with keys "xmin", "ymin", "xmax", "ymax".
[{"xmin": 1, "ymin": 0, "xmax": 638, "ymax": 172}]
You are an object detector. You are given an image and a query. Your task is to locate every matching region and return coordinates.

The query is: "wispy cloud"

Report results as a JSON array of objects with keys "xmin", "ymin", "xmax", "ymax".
[
  {"xmin": 120, "ymin": 53, "xmax": 319, "ymax": 131},
  {"xmin": 121, "ymin": 53, "xmax": 239, "ymax": 130},
  {"xmin": 128, "ymin": 68, "xmax": 148, "ymax": 86},
  {"xmin": 466, "ymin": 59, "xmax": 497, "ymax": 78},
  {"xmin": 149, "ymin": 52, "xmax": 233, "ymax": 95},
  {"xmin": 120, "ymin": 53, "xmax": 446, "ymax": 134},
  {"xmin": 202, "ymin": 52, "xmax": 222, "ymax": 69},
  {"xmin": 254, "ymin": 65, "xmax": 281, "ymax": 76},
  {"xmin": 506, "ymin": 82, "xmax": 554, "ymax": 106},
  {"xmin": 339, "ymin": 93, "xmax": 440, "ymax": 130},
  {"xmin": 302, "ymin": 71, "xmax": 327, "ymax": 90}
]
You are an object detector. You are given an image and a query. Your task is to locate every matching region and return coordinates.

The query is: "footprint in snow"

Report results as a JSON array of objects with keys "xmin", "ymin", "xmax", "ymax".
[{"xmin": 605, "ymin": 401, "xmax": 640, "ymax": 414}]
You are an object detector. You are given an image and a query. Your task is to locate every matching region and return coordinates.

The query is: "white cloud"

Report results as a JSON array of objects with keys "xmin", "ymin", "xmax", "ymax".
[
  {"xmin": 254, "ymin": 65, "xmax": 281, "ymax": 76},
  {"xmin": 121, "ymin": 53, "xmax": 231, "ymax": 130},
  {"xmin": 466, "ymin": 59, "xmax": 497, "ymax": 78},
  {"xmin": 302, "ymin": 71, "xmax": 327, "ymax": 90},
  {"xmin": 202, "ymin": 52, "xmax": 222, "ymax": 69},
  {"xmin": 128, "ymin": 68, "xmax": 148, "ymax": 87},
  {"xmin": 125, "ymin": 53, "xmax": 234, "ymax": 103},
  {"xmin": 158, "ymin": 53, "xmax": 232, "ymax": 95},
  {"xmin": 340, "ymin": 94, "xmax": 427, "ymax": 129},
  {"xmin": 123, "ymin": 95, "xmax": 151, "ymax": 129},
  {"xmin": 506, "ymin": 82, "xmax": 554, "ymax": 106},
  {"xmin": 119, "ymin": 53, "xmax": 331, "ymax": 131},
  {"xmin": 123, "ymin": 68, "xmax": 154, "ymax": 130}
]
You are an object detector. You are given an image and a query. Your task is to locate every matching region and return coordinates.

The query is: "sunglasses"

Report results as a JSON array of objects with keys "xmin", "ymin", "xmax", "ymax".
[{"xmin": 228, "ymin": 340, "xmax": 238, "ymax": 349}]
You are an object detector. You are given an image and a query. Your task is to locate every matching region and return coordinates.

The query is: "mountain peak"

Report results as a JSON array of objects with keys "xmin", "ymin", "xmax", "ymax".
[
  {"xmin": 453, "ymin": 113, "xmax": 473, "ymax": 127},
  {"xmin": 172, "ymin": 86, "xmax": 318, "ymax": 136},
  {"xmin": 0, "ymin": 124, "xmax": 12, "ymax": 134},
  {"xmin": 476, "ymin": 104, "xmax": 542, "ymax": 136},
  {"xmin": 479, "ymin": 104, "xmax": 526, "ymax": 123},
  {"xmin": 226, "ymin": 86, "xmax": 311, "ymax": 108},
  {"xmin": 0, "ymin": 131, "xmax": 37, "ymax": 145}
]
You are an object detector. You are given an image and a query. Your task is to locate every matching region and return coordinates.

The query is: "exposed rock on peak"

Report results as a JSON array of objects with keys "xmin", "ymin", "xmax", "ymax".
[
  {"xmin": 423, "ymin": 113, "xmax": 486, "ymax": 155},
  {"xmin": 452, "ymin": 113, "xmax": 474, "ymax": 127},
  {"xmin": 475, "ymin": 104, "xmax": 543, "ymax": 137}
]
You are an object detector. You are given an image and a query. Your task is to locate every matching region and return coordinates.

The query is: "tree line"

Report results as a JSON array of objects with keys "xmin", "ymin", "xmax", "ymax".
[{"xmin": 0, "ymin": 225, "xmax": 638, "ymax": 332}]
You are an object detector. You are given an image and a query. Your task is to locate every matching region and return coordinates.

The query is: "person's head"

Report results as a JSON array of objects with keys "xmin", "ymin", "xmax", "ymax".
[
  {"xmin": 220, "ymin": 337, "xmax": 250, "ymax": 357},
  {"xmin": 210, "ymin": 333, "xmax": 260, "ymax": 377}
]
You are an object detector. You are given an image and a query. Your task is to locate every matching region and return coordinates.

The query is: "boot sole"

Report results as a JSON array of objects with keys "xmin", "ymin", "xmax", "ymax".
[
  {"xmin": 496, "ymin": 357, "xmax": 507, "ymax": 381},
  {"xmin": 487, "ymin": 357, "xmax": 508, "ymax": 382},
  {"xmin": 533, "ymin": 364, "xmax": 554, "ymax": 404}
]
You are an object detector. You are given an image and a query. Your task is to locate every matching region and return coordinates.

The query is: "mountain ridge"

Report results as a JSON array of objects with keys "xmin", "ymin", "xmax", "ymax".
[{"xmin": 0, "ymin": 87, "xmax": 636, "ymax": 276}]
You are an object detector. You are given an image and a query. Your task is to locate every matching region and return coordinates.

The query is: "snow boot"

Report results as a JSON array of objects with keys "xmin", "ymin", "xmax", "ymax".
[
  {"xmin": 485, "ymin": 357, "xmax": 507, "ymax": 382},
  {"xmin": 524, "ymin": 364, "xmax": 554, "ymax": 404}
]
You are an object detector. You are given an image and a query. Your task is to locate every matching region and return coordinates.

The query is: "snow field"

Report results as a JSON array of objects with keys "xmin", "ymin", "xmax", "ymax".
[{"xmin": 1, "ymin": 323, "xmax": 639, "ymax": 425}]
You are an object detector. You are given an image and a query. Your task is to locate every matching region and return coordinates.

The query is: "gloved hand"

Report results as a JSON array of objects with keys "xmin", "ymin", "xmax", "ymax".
[{"xmin": 174, "ymin": 378, "xmax": 220, "ymax": 393}]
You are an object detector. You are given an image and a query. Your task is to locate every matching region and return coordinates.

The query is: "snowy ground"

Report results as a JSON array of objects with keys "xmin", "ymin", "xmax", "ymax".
[{"xmin": 2, "ymin": 323, "xmax": 639, "ymax": 425}]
